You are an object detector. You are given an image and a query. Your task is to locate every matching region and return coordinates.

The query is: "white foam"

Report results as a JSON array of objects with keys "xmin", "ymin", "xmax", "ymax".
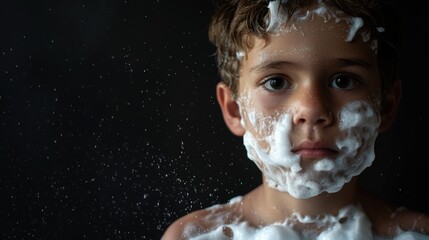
[
  {"xmin": 187, "ymin": 202, "xmax": 429, "ymax": 239},
  {"xmin": 239, "ymin": 0, "xmax": 380, "ymax": 60},
  {"xmin": 240, "ymin": 99, "xmax": 379, "ymax": 199},
  {"xmin": 266, "ymin": 0, "xmax": 366, "ymax": 43}
]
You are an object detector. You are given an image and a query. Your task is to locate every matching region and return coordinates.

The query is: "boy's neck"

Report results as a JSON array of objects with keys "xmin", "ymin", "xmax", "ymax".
[{"xmin": 247, "ymin": 177, "xmax": 360, "ymax": 224}]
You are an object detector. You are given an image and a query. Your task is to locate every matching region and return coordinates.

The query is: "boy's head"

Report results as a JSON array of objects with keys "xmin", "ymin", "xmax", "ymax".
[
  {"xmin": 210, "ymin": 0, "xmax": 402, "ymax": 198},
  {"xmin": 208, "ymin": 0, "xmax": 400, "ymax": 98}
]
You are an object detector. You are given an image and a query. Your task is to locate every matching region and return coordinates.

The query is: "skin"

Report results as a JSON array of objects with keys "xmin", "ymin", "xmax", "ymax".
[{"xmin": 162, "ymin": 14, "xmax": 429, "ymax": 240}]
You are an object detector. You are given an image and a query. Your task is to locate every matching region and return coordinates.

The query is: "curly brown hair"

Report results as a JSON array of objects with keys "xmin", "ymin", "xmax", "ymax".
[{"xmin": 208, "ymin": 0, "xmax": 401, "ymax": 97}]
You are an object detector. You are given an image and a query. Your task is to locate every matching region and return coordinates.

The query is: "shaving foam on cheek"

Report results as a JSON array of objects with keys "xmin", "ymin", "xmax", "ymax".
[
  {"xmin": 243, "ymin": 113, "xmax": 301, "ymax": 170},
  {"xmin": 237, "ymin": 92, "xmax": 301, "ymax": 170},
  {"xmin": 334, "ymin": 101, "xmax": 380, "ymax": 174},
  {"xmin": 239, "ymin": 97, "xmax": 380, "ymax": 199}
]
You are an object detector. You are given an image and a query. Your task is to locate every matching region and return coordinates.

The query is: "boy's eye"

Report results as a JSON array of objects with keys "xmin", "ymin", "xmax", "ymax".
[
  {"xmin": 330, "ymin": 74, "xmax": 359, "ymax": 90},
  {"xmin": 262, "ymin": 76, "xmax": 290, "ymax": 92}
]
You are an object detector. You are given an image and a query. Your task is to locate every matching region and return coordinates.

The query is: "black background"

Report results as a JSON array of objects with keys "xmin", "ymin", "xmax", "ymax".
[{"xmin": 0, "ymin": 1, "xmax": 428, "ymax": 239}]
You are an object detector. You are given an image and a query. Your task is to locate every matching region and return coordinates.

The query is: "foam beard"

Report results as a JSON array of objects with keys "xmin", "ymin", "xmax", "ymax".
[{"xmin": 241, "ymin": 100, "xmax": 380, "ymax": 199}]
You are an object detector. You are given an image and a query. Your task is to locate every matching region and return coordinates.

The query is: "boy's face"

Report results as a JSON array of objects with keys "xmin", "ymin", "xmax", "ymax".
[{"xmin": 236, "ymin": 14, "xmax": 383, "ymax": 199}]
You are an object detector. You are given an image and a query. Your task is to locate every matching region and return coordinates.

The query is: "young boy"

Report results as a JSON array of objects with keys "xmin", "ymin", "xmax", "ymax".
[{"xmin": 163, "ymin": 0, "xmax": 429, "ymax": 239}]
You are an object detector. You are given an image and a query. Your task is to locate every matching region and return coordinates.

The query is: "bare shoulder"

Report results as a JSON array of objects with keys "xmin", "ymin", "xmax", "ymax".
[
  {"xmin": 358, "ymin": 189, "xmax": 429, "ymax": 237},
  {"xmin": 161, "ymin": 198, "xmax": 244, "ymax": 240},
  {"xmin": 388, "ymin": 207, "xmax": 429, "ymax": 235},
  {"xmin": 161, "ymin": 209, "xmax": 209, "ymax": 240}
]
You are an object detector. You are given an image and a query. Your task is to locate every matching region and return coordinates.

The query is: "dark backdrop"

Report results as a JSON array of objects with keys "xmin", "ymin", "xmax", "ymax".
[{"xmin": 0, "ymin": 1, "xmax": 428, "ymax": 239}]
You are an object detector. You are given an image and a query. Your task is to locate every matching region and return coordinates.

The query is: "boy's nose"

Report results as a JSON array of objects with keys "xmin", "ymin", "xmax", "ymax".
[{"xmin": 291, "ymin": 86, "xmax": 333, "ymax": 127}]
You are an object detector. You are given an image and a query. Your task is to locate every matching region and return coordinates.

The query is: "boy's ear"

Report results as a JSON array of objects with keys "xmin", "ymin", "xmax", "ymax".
[
  {"xmin": 378, "ymin": 80, "xmax": 402, "ymax": 132},
  {"xmin": 216, "ymin": 82, "xmax": 246, "ymax": 136}
]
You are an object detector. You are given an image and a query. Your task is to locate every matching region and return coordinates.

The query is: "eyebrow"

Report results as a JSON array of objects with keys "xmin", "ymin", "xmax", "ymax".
[
  {"xmin": 336, "ymin": 58, "xmax": 373, "ymax": 69},
  {"xmin": 249, "ymin": 57, "xmax": 373, "ymax": 72},
  {"xmin": 250, "ymin": 60, "xmax": 294, "ymax": 73}
]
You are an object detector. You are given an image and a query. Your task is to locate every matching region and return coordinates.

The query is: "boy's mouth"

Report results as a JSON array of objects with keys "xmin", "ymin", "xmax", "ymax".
[{"xmin": 291, "ymin": 140, "xmax": 338, "ymax": 159}]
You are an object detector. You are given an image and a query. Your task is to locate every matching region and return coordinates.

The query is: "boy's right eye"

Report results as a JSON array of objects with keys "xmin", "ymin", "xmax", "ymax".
[{"xmin": 262, "ymin": 76, "xmax": 290, "ymax": 92}]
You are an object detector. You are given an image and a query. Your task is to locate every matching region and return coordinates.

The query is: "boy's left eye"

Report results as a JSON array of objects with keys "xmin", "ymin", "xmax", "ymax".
[{"xmin": 330, "ymin": 74, "xmax": 359, "ymax": 90}]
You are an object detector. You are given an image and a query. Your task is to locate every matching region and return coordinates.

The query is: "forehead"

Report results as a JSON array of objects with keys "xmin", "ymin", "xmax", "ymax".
[{"xmin": 241, "ymin": 13, "xmax": 377, "ymax": 74}]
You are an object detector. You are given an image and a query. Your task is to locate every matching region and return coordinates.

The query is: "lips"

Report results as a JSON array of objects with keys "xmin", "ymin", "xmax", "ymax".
[{"xmin": 291, "ymin": 140, "xmax": 338, "ymax": 159}]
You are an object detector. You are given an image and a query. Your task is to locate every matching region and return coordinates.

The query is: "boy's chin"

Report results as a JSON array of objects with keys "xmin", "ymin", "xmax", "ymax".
[{"xmin": 265, "ymin": 170, "xmax": 348, "ymax": 197}]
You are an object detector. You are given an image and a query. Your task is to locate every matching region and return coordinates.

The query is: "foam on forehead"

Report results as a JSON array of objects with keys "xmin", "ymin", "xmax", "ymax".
[
  {"xmin": 266, "ymin": 0, "xmax": 365, "ymax": 41},
  {"xmin": 235, "ymin": 0, "xmax": 383, "ymax": 61}
]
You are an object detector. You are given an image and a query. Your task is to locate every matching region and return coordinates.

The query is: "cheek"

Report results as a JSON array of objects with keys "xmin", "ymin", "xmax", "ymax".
[
  {"xmin": 240, "ymin": 108, "xmax": 273, "ymax": 150},
  {"xmin": 238, "ymin": 97, "xmax": 279, "ymax": 150},
  {"xmin": 242, "ymin": 88, "xmax": 288, "ymax": 114},
  {"xmin": 338, "ymin": 101, "xmax": 381, "ymax": 138},
  {"xmin": 253, "ymin": 94, "xmax": 281, "ymax": 111}
]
